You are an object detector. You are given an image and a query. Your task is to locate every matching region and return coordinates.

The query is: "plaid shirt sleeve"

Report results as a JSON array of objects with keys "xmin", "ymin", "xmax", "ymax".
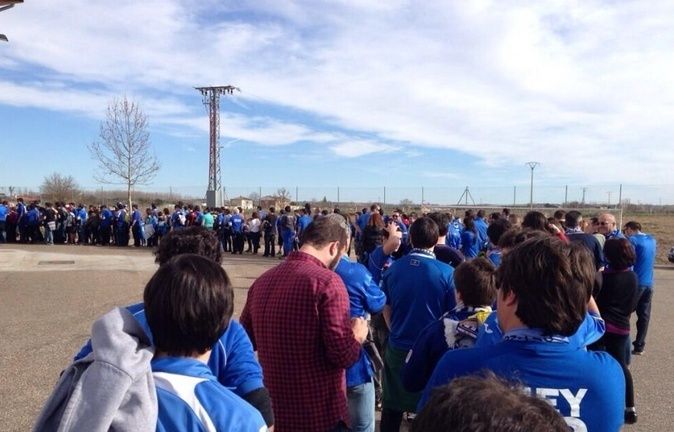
[{"xmin": 319, "ymin": 274, "xmax": 361, "ymax": 369}]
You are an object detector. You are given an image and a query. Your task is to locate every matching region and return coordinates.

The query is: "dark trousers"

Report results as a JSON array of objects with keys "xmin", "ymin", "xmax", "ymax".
[
  {"xmin": 6, "ymin": 222, "xmax": 16, "ymax": 242},
  {"xmin": 590, "ymin": 332, "xmax": 635, "ymax": 408},
  {"xmin": 250, "ymin": 232, "xmax": 261, "ymax": 253},
  {"xmin": 264, "ymin": 232, "xmax": 276, "ymax": 256},
  {"xmin": 0, "ymin": 221, "xmax": 5, "ymax": 243},
  {"xmin": 633, "ymin": 287, "xmax": 653, "ymax": 352},
  {"xmin": 222, "ymin": 229, "xmax": 232, "ymax": 252},
  {"xmin": 380, "ymin": 408, "xmax": 403, "ymax": 432},
  {"xmin": 233, "ymin": 232, "xmax": 244, "ymax": 254},
  {"xmin": 100, "ymin": 225, "xmax": 112, "ymax": 245}
]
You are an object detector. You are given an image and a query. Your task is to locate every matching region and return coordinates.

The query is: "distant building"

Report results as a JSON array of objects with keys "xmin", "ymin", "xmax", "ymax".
[
  {"xmin": 259, "ymin": 195, "xmax": 285, "ymax": 210},
  {"xmin": 229, "ymin": 196, "xmax": 254, "ymax": 210}
]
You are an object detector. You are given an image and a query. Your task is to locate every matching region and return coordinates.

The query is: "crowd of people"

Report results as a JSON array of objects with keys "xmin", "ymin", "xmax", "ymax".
[{"xmin": 25, "ymin": 200, "xmax": 658, "ymax": 431}]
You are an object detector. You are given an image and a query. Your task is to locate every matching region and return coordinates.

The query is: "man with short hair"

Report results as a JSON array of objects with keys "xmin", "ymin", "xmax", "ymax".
[
  {"xmin": 565, "ymin": 210, "xmax": 605, "ymax": 270},
  {"xmin": 598, "ymin": 213, "xmax": 624, "ymax": 240},
  {"xmin": 624, "ymin": 221, "xmax": 657, "ymax": 355},
  {"xmin": 279, "ymin": 205, "xmax": 297, "ymax": 257},
  {"xmin": 427, "ymin": 212, "xmax": 464, "ymax": 268},
  {"xmin": 421, "ymin": 237, "xmax": 625, "ymax": 431},
  {"xmin": 474, "ymin": 209, "xmax": 488, "ymax": 250},
  {"xmin": 0, "ymin": 200, "xmax": 7, "ymax": 243},
  {"xmin": 262, "ymin": 207, "xmax": 277, "ymax": 257},
  {"xmin": 380, "ymin": 217, "xmax": 456, "ymax": 432},
  {"xmin": 241, "ymin": 215, "xmax": 369, "ymax": 432}
]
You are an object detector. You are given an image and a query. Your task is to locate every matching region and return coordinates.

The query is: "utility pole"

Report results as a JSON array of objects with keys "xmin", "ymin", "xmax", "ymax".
[
  {"xmin": 195, "ymin": 85, "xmax": 239, "ymax": 208},
  {"xmin": 607, "ymin": 191, "xmax": 612, "ymax": 207},
  {"xmin": 582, "ymin": 187, "xmax": 587, "ymax": 205},
  {"xmin": 513, "ymin": 186, "xmax": 516, "ymax": 206},
  {"xmin": 564, "ymin": 185, "xmax": 568, "ymax": 207},
  {"xmin": 526, "ymin": 162, "xmax": 539, "ymax": 209}
]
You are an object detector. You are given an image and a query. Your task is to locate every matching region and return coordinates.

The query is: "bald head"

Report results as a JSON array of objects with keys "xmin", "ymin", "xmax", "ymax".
[{"xmin": 597, "ymin": 213, "xmax": 617, "ymax": 236}]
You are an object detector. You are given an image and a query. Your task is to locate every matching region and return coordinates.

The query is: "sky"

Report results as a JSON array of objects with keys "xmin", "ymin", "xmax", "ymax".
[{"xmin": 2, "ymin": 0, "xmax": 674, "ymax": 205}]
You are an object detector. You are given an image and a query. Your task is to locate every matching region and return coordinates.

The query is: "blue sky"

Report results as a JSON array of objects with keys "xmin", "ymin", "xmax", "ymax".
[{"xmin": 2, "ymin": 1, "xmax": 674, "ymax": 204}]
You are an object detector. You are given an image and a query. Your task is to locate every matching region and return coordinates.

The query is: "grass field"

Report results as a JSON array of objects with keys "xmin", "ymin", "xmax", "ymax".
[{"xmin": 623, "ymin": 214, "xmax": 673, "ymax": 264}]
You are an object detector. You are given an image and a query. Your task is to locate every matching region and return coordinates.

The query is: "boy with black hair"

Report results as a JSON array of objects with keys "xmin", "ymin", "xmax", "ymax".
[
  {"xmin": 401, "ymin": 258, "xmax": 496, "ymax": 393},
  {"xmin": 486, "ymin": 219, "xmax": 511, "ymax": 267},
  {"xmin": 421, "ymin": 237, "xmax": 625, "ymax": 431},
  {"xmin": 380, "ymin": 217, "xmax": 456, "ymax": 431},
  {"xmin": 146, "ymin": 254, "xmax": 267, "ymax": 431},
  {"xmin": 427, "ymin": 212, "xmax": 464, "ymax": 268}
]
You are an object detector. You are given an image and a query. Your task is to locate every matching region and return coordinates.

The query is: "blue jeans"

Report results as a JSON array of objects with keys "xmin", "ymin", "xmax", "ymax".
[
  {"xmin": 633, "ymin": 286, "xmax": 653, "ymax": 351},
  {"xmin": 348, "ymin": 380, "xmax": 375, "ymax": 432}
]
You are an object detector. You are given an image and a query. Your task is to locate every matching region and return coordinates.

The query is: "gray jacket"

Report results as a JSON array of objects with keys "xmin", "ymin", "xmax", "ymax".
[{"xmin": 34, "ymin": 307, "xmax": 157, "ymax": 432}]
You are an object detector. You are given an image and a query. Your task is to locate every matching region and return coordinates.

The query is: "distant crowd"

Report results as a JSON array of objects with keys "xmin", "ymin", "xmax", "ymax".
[{"xmin": 25, "ymin": 198, "xmax": 659, "ymax": 431}]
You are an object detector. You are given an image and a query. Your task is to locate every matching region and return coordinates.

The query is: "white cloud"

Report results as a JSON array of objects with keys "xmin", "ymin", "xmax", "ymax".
[
  {"xmin": 4, "ymin": 1, "xmax": 674, "ymax": 184},
  {"xmin": 331, "ymin": 140, "xmax": 399, "ymax": 158}
]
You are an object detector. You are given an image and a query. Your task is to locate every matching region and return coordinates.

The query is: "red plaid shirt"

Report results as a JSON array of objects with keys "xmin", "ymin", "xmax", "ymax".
[{"xmin": 240, "ymin": 251, "xmax": 361, "ymax": 432}]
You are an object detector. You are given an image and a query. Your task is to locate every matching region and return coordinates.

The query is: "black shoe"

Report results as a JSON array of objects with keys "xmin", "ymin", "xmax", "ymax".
[
  {"xmin": 632, "ymin": 349, "xmax": 644, "ymax": 356},
  {"xmin": 625, "ymin": 407, "xmax": 637, "ymax": 424}
]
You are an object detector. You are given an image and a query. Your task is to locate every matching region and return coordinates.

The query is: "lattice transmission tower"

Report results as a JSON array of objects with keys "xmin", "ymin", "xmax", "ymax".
[{"xmin": 195, "ymin": 85, "xmax": 239, "ymax": 208}]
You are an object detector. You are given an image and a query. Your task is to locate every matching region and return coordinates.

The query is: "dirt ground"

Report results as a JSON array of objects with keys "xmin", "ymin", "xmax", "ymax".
[{"xmin": 622, "ymin": 214, "xmax": 674, "ymax": 264}]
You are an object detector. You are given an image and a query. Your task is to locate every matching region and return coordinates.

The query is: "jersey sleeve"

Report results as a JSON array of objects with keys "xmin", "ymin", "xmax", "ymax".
[
  {"xmin": 210, "ymin": 321, "xmax": 265, "ymax": 396},
  {"xmin": 358, "ymin": 265, "xmax": 387, "ymax": 314}
]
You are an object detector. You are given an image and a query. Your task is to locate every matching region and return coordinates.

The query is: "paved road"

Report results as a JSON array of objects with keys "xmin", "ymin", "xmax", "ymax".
[{"xmin": 0, "ymin": 244, "xmax": 672, "ymax": 431}]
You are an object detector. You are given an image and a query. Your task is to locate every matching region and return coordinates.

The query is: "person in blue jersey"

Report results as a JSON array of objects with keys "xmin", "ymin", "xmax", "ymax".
[
  {"xmin": 380, "ymin": 217, "xmax": 456, "ymax": 432},
  {"xmin": 623, "ymin": 221, "xmax": 657, "ymax": 355},
  {"xmin": 145, "ymin": 254, "xmax": 267, "ymax": 432},
  {"xmin": 565, "ymin": 210, "xmax": 605, "ymax": 270},
  {"xmin": 99, "ymin": 204, "xmax": 113, "ymax": 246},
  {"xmin": 296, "ymin": 207, "xmax": 313, "ymax": 238},
  {"xmin": 421, "ymin": 236, "xmax": 625, "ymax": 432},
  {"xmin": 0, "ymin": 199, "xmax": 8, "ymax": 243},
  {"xmin": 475, "ymin": 229, "xmax": 606, "ymax": 350},
  {"xmin": 427, "ymin": 212, "xmax": 464, "ymax": 268},
  {"xmin": 16, "ymin": 197, "xmax": 28, "ymax": 242},
  {"xmin": 598, "ymin": 212, "xmax": 625, "ymax": 240},
  {"xmin": 74, "ymin": 226, "xmax": 275, "ymax": 428},
  {"xmin": 230, "ymin": 207, "xmax": 246, "ymax": 254},
  {"xmin": 412, "ymin": 373, "xmax": 568, "ymax": 432},
  {"xmin": 445, "ymin": 211, "xmax": 462, "ymax": 250},
  {"xmin": 474, "ymin": 209, "xmax": 489, "ymax": 251},
  {"xmin": 115, "ymin": 203, "xmax": 129, "ymax": 246},
  {"xmin": 335, "ymin": 246, "xmax": 387, "ymax": 432},
  {"xmin": 130, "ymin": 203, "xmax": 145, "ymax": 247},
  {"xmin": 75, "ymin": 203, "xmax": 88, "ymax": 245},
  {"xmin": 193, "ymin": 205, "xmax": 203, "ymax": 226},
  {"xmin": 460, "ymin": 215, "xmax": 479, "ymax": 259},
  {"xmin": 144, "ymin": 207, "xmax": 159, "ymax": 247},
  {"xmin": 279, "ymin": 205, "xmax": 296, "ymax": 257},
  {"xmin": 388, "ymin": 209, "xmax": 410, "ymax": 252},
  {"xmin": 402, "ymin": 258, "xmax": 495, "ymax": 393},
  {"xmin": 27, "ymin": 203, "xmax": 42, "ymax": 243},
  {"xmin": 170, "ymin": 203, "xmax": 185, "ymax": 231},
  {"xmin": 486, "ymin": 218, "xmax": 511, "ymax": 267}
]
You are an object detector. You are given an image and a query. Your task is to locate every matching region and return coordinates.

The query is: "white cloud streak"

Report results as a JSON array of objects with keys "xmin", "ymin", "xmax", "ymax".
[{"xmin": 3, "ymin": 0, "xmax": 674, "ymax": 183}]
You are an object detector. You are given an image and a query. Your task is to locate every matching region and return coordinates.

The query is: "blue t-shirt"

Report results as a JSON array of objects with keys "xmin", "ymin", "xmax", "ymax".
[
  {"xmin": 475, "ymin": 311, "xmax": 605, "ymax": 350},
  {"xmin": 77, "ymin": 208, "xmax": 88, "ymax": 222},
  {"xmin": 474, "ymin": 217, "xmax": 488, "ymax": 249},
  {"xmin": 420, "ymin": 329, "xmax": 625, "ymax": 432},
  {"xmin": 0, "ymin": 204, "xmax": 7, "ymax": 222},
  {"xmin": 486, "ymin": 248, "xmax": 502, "ymax": 267},
  {"xmin": 100, "ymin": 208, "xmax": 113, "ymax": 227},
  {"xmin": 357, "ymin": 212, "xmax": 370, "ymax": 232},
  {"xmin": 27, "ymin": 208, "xmax": 41, "ymax": 225},
  {"xmin": 297, "ymin": 215, "xmax": 313, "ymax": 234},
  {"xmin": 460, "ymin": 230, "xmax": 479, "ymax": 258},
  {"xmin": 628, "ymin": 233, "xmax": 656, "ymax": 287},
  {"xmin": 75, "ymin": 303, "xmax": 265, "ymax": 397},
  {"xmin": 446, "ymin": 219, "xmax": 462, "ymax": 250},
  {"xmin": 366, "ymin": 246, "xmax": 394, "ymax": 285},
  {"xmin": 132, "ymin": 209, "xmax": 144, "ymax": 226},
  {"xmin": 230, "ymin": 214, "xmax": 245, "ymax": 233},
  {"xmin": 381, "ymin": 250, "xmax": 456, "ymax": 350},
  {"xmin": 335, "ymin": 256, "xmax": 386, "ymax": 387},
  {"xmin": 153, "ymin": 357, "xmax": 267, "ymax": 432}
]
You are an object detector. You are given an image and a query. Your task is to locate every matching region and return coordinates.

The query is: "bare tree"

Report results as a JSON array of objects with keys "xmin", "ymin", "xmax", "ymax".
[
  {"xmin": 88, "ymin": 96, "xmax": 160, "ymax": 210},
  {"xmin": 41, "ymin": 173, "xmax": 80, "ymax": 202},
  {"xmin": 248, "ymin": 191, "xmax": 261, "ymax": 203},
  {"xmin": 276, "ymin": 187, "xmax": 292, "ymax": 206}
]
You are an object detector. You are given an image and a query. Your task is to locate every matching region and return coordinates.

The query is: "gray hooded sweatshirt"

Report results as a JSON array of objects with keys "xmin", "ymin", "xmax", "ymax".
[{"xmin": 34, "ymin": 307, "xmax": 157, "ymax": 432}]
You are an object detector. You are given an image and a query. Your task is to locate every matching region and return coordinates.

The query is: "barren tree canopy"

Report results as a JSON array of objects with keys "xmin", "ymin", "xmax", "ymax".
[{"xmin": 88, "ymin": 96, "xmax": 160, "ymax": 186}]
